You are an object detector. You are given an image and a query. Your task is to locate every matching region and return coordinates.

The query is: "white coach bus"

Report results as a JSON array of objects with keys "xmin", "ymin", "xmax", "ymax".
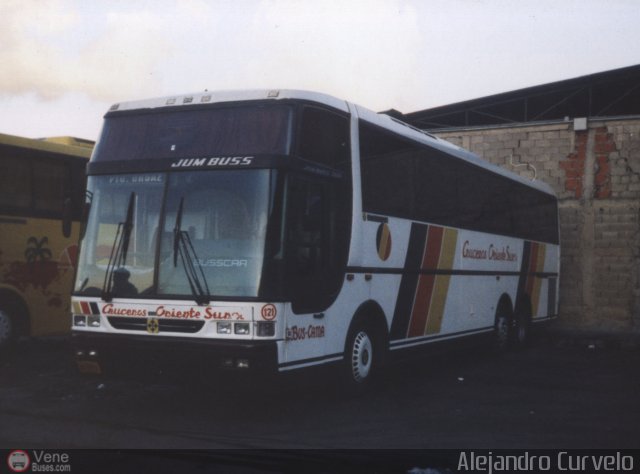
[{"xmin": 72, "ymin": 90, "xmax": 559, "ymax": 387}]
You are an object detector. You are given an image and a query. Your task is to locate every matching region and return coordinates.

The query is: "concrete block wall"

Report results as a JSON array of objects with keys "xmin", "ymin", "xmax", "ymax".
[{"xmin": 433, "ymin": 118, "xmax": 640, "ymax": 333}]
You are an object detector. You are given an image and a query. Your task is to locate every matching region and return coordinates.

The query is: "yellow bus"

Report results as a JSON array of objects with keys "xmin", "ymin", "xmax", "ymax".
[{"xmin": 0, "ymin": 133, "xmax": 92, "ymax": 351}]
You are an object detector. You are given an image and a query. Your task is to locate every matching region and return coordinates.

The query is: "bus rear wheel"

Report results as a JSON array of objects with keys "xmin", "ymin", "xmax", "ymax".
[
  {"xmin": 512, "ymin": 303, "xmax": 532, "ymax": 348},
  {"xmin": 493, "ymin": 312, "xmax": 511, "ymax": 352}
]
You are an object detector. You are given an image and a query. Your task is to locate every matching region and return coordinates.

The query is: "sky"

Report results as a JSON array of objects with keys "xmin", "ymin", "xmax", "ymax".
[{"xmin": 0, "ymin": 0, "xmax": 639, "ymax": 141}]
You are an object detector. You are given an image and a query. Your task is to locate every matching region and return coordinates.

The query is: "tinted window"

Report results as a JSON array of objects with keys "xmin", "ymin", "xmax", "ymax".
[
  {"xmin": 286, "ymin": 175, "xmax": 350, "ymax": 313},
  {"xmin": 511, "ymin": 187, "xmax": 558, "ymax": 243},
  {"xmin": 0, "ymin": 151, "xmax": 84, "ymax": 220},
  {"xmin": 359, "ymin": 120, "xmax": 559, "ymax": 244},
  {"xmin": 360, "ymin": 122, "xmax": 415, "ymax": 218},
  {"xmin": 456, "ymin": 162, "xmax": 513, "ymax": 235},
  {"xmin": 96, "ymin": 105, "xmax": 293, "ymax": 161},
  {"xmin": 413, "ymin": 148, "xmax": 458, "ymax": 224},
  {"xmin": 0, "ymin": 156, "xmax": 31, "ymax": 211},
  {"xmin": 298, "ymin": 106, "xmax": 351, "ymax": 173},
  {"xmin": 33, "ymin": 160, "xmax": 69, "ymax": 214}
]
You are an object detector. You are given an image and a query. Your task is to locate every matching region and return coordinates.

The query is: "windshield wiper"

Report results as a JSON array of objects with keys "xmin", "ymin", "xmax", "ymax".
[
  {"xmin": 173, "ymin": 197, "xmax": 210, "ymax": 305},
  {"xmin": 101, "ymin": 192, "xmax": 136, "ymax": 302}
]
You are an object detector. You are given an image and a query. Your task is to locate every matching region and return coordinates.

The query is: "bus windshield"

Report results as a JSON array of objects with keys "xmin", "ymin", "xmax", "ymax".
[{"xmin": 74, "ymin": 170, "xmax": 281, "ymax": 300}]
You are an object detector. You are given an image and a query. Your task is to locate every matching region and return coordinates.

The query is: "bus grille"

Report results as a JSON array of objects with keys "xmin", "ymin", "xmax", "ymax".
[{"xmin": 107, "ymin": 317, "xmax": 205, "ymax": 333}]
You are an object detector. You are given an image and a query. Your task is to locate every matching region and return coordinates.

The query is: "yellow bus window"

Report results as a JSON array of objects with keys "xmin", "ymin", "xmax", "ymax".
[
  {"xmin": 33, "ymin": 160, "xmax": 68, "ymax": 214},
  {"xmin": 0, "ymin": 156, "xmax": 31, "ymax": 209}
]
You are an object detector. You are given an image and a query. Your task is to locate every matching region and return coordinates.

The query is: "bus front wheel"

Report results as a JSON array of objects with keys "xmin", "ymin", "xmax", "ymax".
[
  {"xmin": 350, "ymin": 329, "xmax": 374, "ymax": 383},
  {"xmin": 343, "ymin": 320, "xmax": 384, "ymax": 390},
  {"xmin": 0, "ymin": 306, "xmax": 15, "ymax": 352}
]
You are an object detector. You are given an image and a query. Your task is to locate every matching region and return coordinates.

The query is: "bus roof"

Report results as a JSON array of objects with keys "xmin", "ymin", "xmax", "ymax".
[
  {"xmin": 108, "ymin": 89, "xmax": 351, "ymax": 114},
  {"xmin": 0, "ymin": 132, "xmax": 94, "ymax": 158},
  {"xmin": 108, "ymin": 89, "xmax": 556, "ymax": 197}
]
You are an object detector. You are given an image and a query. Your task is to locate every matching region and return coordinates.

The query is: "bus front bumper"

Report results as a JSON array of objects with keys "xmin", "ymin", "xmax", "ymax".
[{"xmin": 72, "ymin": 331, "xmax": 279, "ymax": 376}]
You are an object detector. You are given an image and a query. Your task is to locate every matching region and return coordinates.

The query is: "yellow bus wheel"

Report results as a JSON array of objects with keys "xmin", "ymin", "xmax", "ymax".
[{"xmin": 0, "ymin": 307, "xmax": 15, "ymax": 351}]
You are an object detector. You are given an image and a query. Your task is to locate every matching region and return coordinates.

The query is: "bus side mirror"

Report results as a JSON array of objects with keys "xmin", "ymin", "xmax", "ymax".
[{"xmin": 62, "ymin": 197, "xmax": 72, "ymax": 238}]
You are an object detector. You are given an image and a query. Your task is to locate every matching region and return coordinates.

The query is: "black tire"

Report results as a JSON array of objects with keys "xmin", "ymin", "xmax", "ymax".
[
  {"xmin": 493, "ymin": 310, "xmax": 511, "ymax": 353},
  {"xmin": 343, "ymin": 320, "xmax": 384, "ymax": 390},
  {"xmin": 512, "ymin": 302, "xmax": 532, "ymax": 349},
  {"xmin": 0, "ymin": 305, "xmax": 17, "ymax": 354}
]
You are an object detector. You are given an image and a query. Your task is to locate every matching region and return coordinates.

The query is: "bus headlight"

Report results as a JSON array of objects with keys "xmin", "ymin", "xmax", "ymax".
[
  {"xmin": 73, "ymin": 315, "xmax": 87, "ymax": 327},
  {"xmin": 88, "ymin": 314, "xmax": 101, "ymax": 327},
  {"xmin": 257, "ymin": 321, "xmax": 275, "ymax": 337},
  {"xmin": 234, "ymin": 323, "xmax": 250, "ymax": 335},
  {"xmin": 217, "ymin": 322, "xmax": 232, "ymax": 334}
]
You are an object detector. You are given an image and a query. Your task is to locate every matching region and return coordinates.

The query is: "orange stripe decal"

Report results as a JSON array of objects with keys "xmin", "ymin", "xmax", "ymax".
[{"xmin": 408, "ymin": 226, "xmax": 444, "ymax": 337}]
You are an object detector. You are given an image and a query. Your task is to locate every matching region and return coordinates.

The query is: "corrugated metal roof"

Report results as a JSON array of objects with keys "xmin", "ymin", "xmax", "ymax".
[{"xmin": 402, "ymin": 64, "xmax": 640, "ymax": 130}]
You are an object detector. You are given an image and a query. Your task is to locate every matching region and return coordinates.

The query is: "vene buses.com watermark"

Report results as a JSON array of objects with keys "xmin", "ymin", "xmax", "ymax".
[
  {"xmin": 458, "ymin": 451, "xmax": 635, "ymax": 473},
  {"xmin": 7, "ymin": 450, "xmax": 71, "ymax": 473}
]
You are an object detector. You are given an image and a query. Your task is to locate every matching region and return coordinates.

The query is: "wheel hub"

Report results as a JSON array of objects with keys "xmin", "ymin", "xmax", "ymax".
[
  {"xmin": 496, "ymin": 315, "xmax": 509, "ymax": 348},
  {"xmin": 351, "ymin": 331, "xmax": 373, "ymax": 382},
  {"xmin": 0, "ymin": 310, "xmax": 12, "ymax": 344}
]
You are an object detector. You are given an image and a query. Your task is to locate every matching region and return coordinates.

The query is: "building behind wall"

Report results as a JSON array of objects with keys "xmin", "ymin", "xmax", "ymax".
[{"xmin": 401, "ymin": 65, "xmax": 640, "ymax": 333}]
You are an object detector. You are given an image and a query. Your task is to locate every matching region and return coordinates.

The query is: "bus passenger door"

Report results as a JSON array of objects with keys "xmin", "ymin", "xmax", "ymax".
[{"xmin": 282, "ymin": 175, "xmax": 335, "ymax": 364}]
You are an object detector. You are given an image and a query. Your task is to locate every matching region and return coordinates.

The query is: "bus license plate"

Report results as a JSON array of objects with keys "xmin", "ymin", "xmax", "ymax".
[{"xmin": 77, "ymin": 360, "xmax": 102, "ymax": 375}]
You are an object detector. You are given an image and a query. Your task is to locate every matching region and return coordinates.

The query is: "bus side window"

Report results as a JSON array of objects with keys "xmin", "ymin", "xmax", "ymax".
[
  {"xmin": 288, "ymin": 178, "xmax": 324, "ymax": 276},
  {"xmin": 33, "ymin": 159, "xmax": 69, "ymax": 216},
  {"xmin": 0, "ymin": 156, "xmax": 31, "ymax": 211},
  {"xmin": 359, "ymin": 121, "xmax": 416, "ymax": 220},
  {"xmin": 298, "ymin": 106, "xmax": 350, "ymax": 173}
]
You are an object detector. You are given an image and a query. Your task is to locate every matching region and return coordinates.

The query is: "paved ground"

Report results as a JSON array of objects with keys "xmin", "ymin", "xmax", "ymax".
[{"xmin": 1, "ymin": 331, "xmax": 639, "ymax": 452}]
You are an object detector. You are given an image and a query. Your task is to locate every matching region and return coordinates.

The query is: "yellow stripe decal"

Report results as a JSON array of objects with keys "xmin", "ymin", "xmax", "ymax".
[{"xmin": 425, "ymin": 228, "xmax": 458, "ymax": 335}]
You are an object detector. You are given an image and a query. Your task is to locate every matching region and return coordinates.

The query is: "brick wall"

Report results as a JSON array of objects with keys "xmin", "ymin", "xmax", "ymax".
[{"xmin": 433, "ymin": 118, "xmax": 640, "ymax": 332}]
